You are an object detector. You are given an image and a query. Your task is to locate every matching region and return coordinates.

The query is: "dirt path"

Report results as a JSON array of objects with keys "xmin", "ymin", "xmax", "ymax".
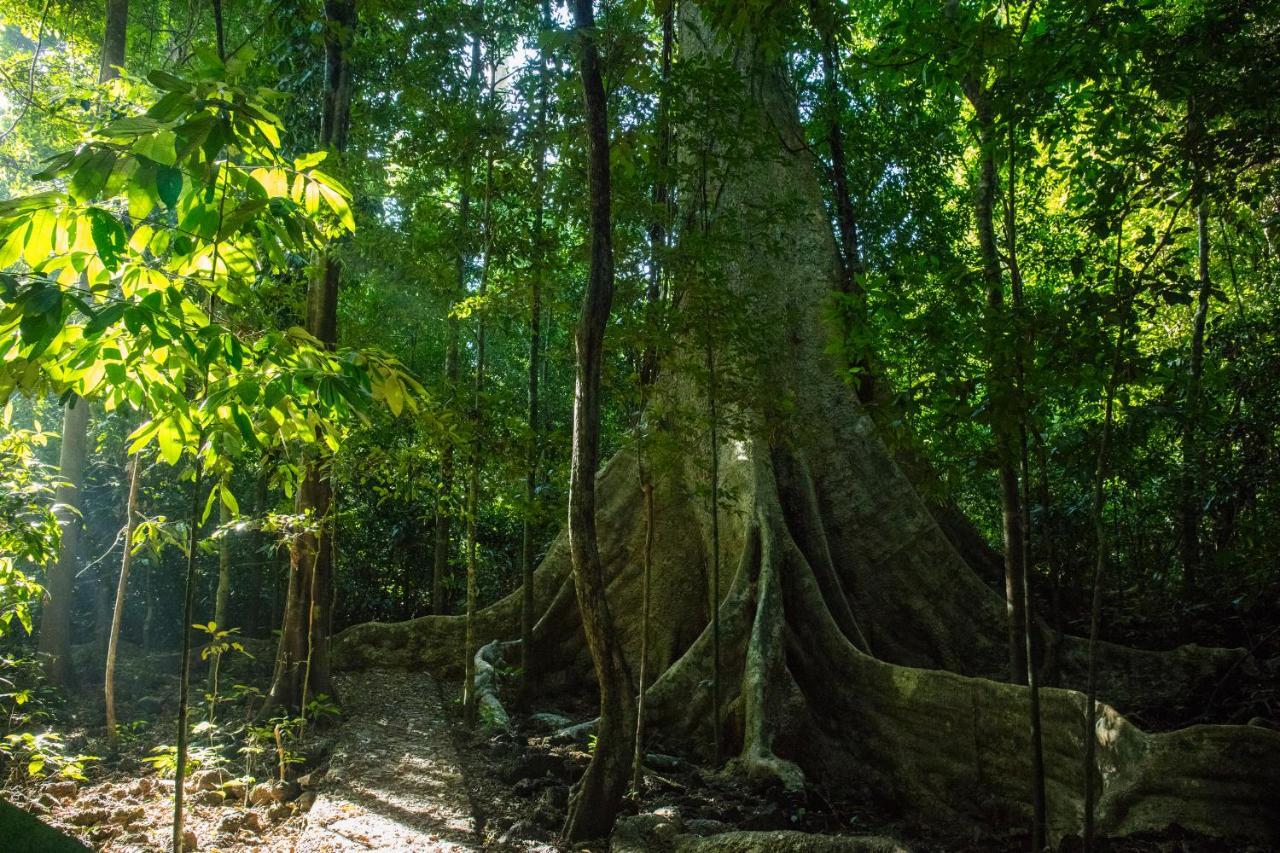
[{"xmin": 293, "ymin": 669, "xmax": 487, "ymax": 851}]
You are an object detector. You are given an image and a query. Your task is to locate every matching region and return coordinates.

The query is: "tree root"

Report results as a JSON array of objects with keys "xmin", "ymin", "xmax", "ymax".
[{"xmin": 472, "ymin": 640, "xmax": 514, "ymax": 733}]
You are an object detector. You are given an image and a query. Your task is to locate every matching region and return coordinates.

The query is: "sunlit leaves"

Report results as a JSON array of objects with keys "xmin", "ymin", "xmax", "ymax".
[{"xmin": 0, "ymin": 55, "xmax": 420, "ymax": 487}]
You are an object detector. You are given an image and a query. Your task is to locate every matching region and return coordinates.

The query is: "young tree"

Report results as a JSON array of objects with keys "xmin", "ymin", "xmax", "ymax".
[{"xmin": 561, "ymin": 0, "xmax": 635, "ymax": 840}]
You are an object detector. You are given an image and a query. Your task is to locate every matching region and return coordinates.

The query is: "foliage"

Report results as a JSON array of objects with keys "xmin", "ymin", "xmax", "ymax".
[{"xmin": 0, "ymin": 406, "xmax": 59, "ymax": 636}]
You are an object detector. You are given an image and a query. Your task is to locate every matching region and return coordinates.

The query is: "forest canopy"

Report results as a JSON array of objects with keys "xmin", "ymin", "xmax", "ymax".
[{"xmin": 0, "ymin": 0, "xmax": 1277, "ymax": 851}]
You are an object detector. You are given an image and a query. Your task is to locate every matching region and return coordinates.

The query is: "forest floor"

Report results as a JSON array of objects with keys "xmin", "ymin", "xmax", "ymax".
[{"xmin": 3, "ymin": 653, "xmax": 1275, "ymax": 852}]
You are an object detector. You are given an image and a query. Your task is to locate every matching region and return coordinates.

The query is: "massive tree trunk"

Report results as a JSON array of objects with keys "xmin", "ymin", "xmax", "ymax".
[
  {"xmin": 266, "ymin": 0, "xmax": 354, "ymax": 712},
  {"xmin": 334, "ymin": 7, "xmax": 1279, "ymax": 846}
]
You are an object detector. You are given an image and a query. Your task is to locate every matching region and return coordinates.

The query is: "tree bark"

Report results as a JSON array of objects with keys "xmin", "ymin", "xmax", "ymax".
[
  {"xmin": 562, "ymin": 0, "xmax": 636, "ymax": 841},
  {"xmin": 265, "ymin": 0, "xmax": 354, "ymax": 713},
  {"xmin": 214, "ymin": 488, "xmax": 231, "ymax": 629},
  {"xmin": 104, "ymin": 454, "xmax": 140, "ymax": 746},
  {"xmin": 38, "ymin": 396, "xmax": 87, "ymax": 688}
]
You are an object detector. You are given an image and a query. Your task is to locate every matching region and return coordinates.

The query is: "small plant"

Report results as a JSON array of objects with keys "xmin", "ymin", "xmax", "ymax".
[
  {"xmin": 195, "ymin": 622, "xmax": 253, "ymax": 727},
  {"xmin": 113, "ymin": 719, "xmax": 151, "ymax": 747},
  {"xmin": 1, "ymin": 731, "xmax": 97, "ymax": 782},
  {"xmin": 142, "ymin": 738, "xmax": 224, "ymax": 779},
  {"xmin": 304, "ymin": 693, "xmax": 341, "ymax": 725}
]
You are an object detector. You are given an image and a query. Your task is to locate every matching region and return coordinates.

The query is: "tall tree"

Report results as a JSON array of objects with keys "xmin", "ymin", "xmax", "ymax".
[
  {"xmin": 38, "ymin": 0, "xmax": 129, "ymax": 689},
  {"xmin": 434, "ymin": 9, "xmax": 485, "ymax": 616},
  {"xmin": 561, "ymin": 0, "xmax": 635, "ymax": 840},
  {"xmin": 265, "ymin": 0, "xmax": 356, "ymax": 712},
  {"xmin": 518, "ymin": 0, "xmax": 553, "ymax": 708}
]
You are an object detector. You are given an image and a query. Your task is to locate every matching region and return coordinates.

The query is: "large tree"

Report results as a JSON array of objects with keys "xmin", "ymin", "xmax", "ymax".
[{"xmin": 334, "ymin": 4, "xmax": 1280, "ymax": 846}]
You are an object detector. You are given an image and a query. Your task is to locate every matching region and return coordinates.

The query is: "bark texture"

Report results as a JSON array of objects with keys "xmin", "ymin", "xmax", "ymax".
[{"xmin": 334, "ymin": 7, "xmax": 1277, "ymax": 846}]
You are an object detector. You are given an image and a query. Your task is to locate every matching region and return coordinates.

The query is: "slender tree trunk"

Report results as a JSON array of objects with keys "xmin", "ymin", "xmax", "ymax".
[
  {"xmin": 706, "ymin": 345, "xmax": 722, "ymax": 764},
  {"xmin": 1180, "ymin": 196, "xmax": 1210, "ymax": 592},
  {"xmin": 214, "ymin": 489, "xmax": 232, "ymax": 629},
  {"xmin": 464, "ymin": 129, "xmax": 495, "ymax": 726},
  {"xmin": 1005, "ymin": 117, "xmax": 1047, "ymax": 849},
  {"xmin": 251, "ymin": 464, "xmax": 270, "ymax": 636},
  {"xmin": 632, "ymin": 0, "xmax": 673, "ymax": 788},
  {"xmin": 967, "ymin": 90, "xmax": 1028, "ymax": 685},
  {"xmin": 40, "ymin": 0, "xmax": 128, "ymax": 687},
  {"xmin": 104, "ymin": 454, "xmax": 140, "ymax": 746},
  {"xmin": 172, "ymin": 454, "xmax": 204, "ymax": 852},
  {"xmin": 435, "ymin": 19, "xmax": 484, "ymax": 617},
  {"xmin": 266, "ymin": 0, "xmax": 354, "ymax": 714},
  {"xmin": 562, "ymin": 0, "xmax": 635, "ymax": 841},
  {"xmin": 519, "ymin": 0, "xmax": 553, "ymax": 709}
]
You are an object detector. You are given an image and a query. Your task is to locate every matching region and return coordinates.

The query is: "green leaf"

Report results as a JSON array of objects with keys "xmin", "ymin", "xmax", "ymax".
[
  {"xmin": 86, "ymin": 209, "xmax": 127, "ymax": 269},
  {"xmin": 69, "ymin": 150, "xmax": 117, "ymax": 202},
  {"xmin": 156, "ymin": 166, "xmax": 183, "ymax": 209},
  {"xmin": 135, "ymin": 129, "xmax": 179, "ymax": 167},
  {"xmin": 147, "ymin": 69, "xmax": 192, "ymax": 92},
  {"xmin": 157, "ymin": 419, "xmax": 183, "ymax": 466}
]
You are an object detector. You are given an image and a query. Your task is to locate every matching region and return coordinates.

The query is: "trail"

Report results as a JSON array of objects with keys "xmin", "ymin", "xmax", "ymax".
[{"xmin": 295, "ymin": 669, "xmax": 487, "ymax": 851}]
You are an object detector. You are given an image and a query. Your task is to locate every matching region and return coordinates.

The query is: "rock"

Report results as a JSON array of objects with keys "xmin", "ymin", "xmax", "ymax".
[
  {"xmin": 190, "ymin": 768, "xmax": 230, "ymax": 792},
  {"xmin": 89, "ymin": 825, "xmax": 119, "ymax": 843},
  {"xmin": 131, "ymin": 777, "xmax": 154, "ymax": 797},
  {"xmin": 613, "ymin": 813, "xmax": 686, "ymax": 853},
  {"xmin": 267, "ymin": 802, "xmax": 292, "ymax": 823},
  {"xmin": 35, "ymin": 792, "xmax": 62, "ymax": 812},
  {"xmin": 221, "ymin": 777, "xmax": 247, "ymax": 801},
  {"xmin": 194, "ymin": 789, "xmax": 225, "ymax": 806},
  {"xmin": 218, "ymin": 812, "xmax": 244, "ymax": 835},
  {"xmin": 43, "ymin": 780, "xmax": 79, "ymax": 800},
  {"xmin": 296, "ymin": 790, "xmax": 317, "ymax": 812},
  {"xmin": 498, "ymin": 819, "xmax": 551, "ymax": 844},
  {"xmin": 110, "ymin": 804, "xmax": 146, "ymax": 826},
  {"xmin": 181, "ymin": 827, "xmax": 197, "ymax": 850},
  {"xmin": 294, "ymin": 763, "xmax": 325, "ymax": 788},
  {"xmin": 248, "ymin": 780, "xmax": 299, "ymax": 806},
  {"xmin": 526, "ymin": 712, "xmax": 573, "ymax": 733},
  {"xmin": 135, "ymin": 695, "xmax": 164, "ymax": 716},
  {"xmin": 68, "ymin": 806, "xmax": 111, "ymax": 826},
  {"xmin": 242, "ymin": 810, "xmax": 265, "ymax": 833}
]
